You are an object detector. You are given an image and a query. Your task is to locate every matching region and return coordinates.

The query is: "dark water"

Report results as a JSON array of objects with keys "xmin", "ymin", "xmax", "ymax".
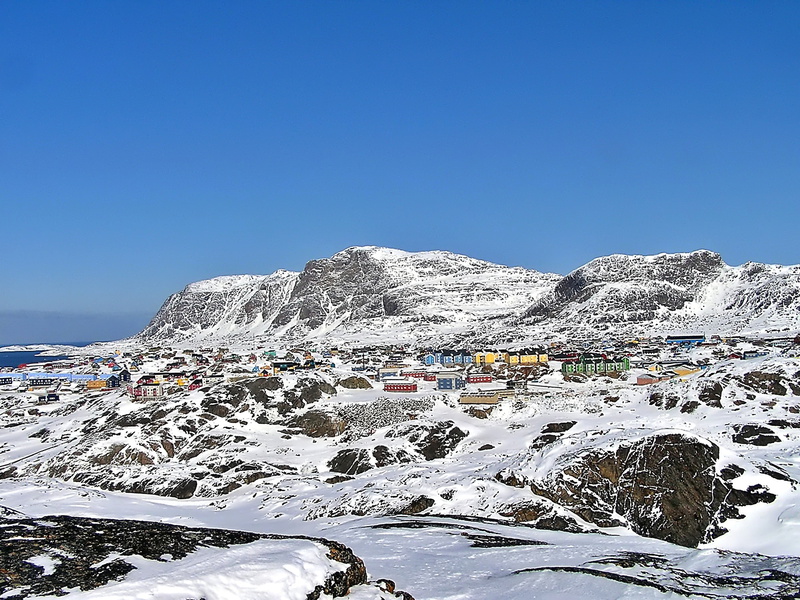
[{"xmin": 0, "ymin": 342, "xmax": 93, "ymax": 368}]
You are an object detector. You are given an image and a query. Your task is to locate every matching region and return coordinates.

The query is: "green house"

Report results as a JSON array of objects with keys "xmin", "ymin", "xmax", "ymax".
[{"xmin": 561, "ymin": 356, "xmax": 630, "ymax": 375}]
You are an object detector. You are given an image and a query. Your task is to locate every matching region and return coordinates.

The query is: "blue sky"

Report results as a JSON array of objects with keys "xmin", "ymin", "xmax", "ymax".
[{"xmin": 1, "ymin": 1, "xmax": 798, "ymax": 344}]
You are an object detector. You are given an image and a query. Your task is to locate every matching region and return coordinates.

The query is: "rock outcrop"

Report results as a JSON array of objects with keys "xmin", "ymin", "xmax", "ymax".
[
  {"xmin": 498, "ymin": 432, "xmax": 777, "ymax": 547},
  {"xmin": 0, "ymin": 515, "xmax": 378, "ymax": 599}
]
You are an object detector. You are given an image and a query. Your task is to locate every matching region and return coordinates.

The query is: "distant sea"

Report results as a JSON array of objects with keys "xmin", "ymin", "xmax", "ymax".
[{"xmin": 0, "ymin": 342, "xmax": 94, "ymax": 369}]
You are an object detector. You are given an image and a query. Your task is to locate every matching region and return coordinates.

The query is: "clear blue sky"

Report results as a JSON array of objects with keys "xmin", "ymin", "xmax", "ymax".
[{"xmin": 2, "ymin": 1, "xmax": 798, "ymax": 344}]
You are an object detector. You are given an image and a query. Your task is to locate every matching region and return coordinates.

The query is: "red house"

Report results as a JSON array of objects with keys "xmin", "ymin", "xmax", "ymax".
[
  {"xmin": 403, "ymin": 370, "xmax": 427, "ymax": 379},
  {"xmin": 467, "ymin": 374, "xmax": 493, "ymax": 384},
  {"xmin": 384, "ymin": 378, "xmax": 418, "ymax": 393}
]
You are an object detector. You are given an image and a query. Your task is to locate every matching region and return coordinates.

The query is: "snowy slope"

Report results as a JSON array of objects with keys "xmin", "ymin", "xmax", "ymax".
[
  {"xmin": 511, "ymin": 250, "xmax": 800, "ymax": 342},
  {"xmin": 139, "ymin": 270, "xmax": 299, "ymax": 342}
]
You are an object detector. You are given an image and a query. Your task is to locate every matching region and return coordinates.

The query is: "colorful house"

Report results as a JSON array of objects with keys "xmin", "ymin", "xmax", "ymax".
[
  {"xmin": 384, "ymin": 377, "xmax": 418, "ymax": 393},
  {"xmin": 473, "ymin": 351, "xmax": 499, "ymax": 365},
  {"xmin": 637, "ymin": 372, "xmax": 674, "ymax": 385},
  {"xmin": 504, "ymin": 348, "xmax": 549, "ymax": 365},
  {"xmin": 402, "ymin": 370, "xmax": 427, "ymax": 379},
  {"xmin": 458, "ymin": 390, "xmax": 513, "ymax": 405},
  {"xmin": 665, "ymin": 335, "xmax": 706, "ymax": 346},
  {"xmin": 140, "ymin": 382, "xmax": 164, "ymax": 399},
  {"xmin": 378, "ymin": 366, "xmax": 402, "ymax": 380},
  {"xmin": 436, "ymin": 372, "xmax": 465, "ymax": 390},
  {"xmin": 561, "ymin": 355, "xmax": 630, "ymax": 375}
]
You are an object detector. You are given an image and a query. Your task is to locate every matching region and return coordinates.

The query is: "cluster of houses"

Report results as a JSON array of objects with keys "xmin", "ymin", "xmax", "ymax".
[
  {"xmin": 418, "ymin": 348, "xmax": 549, "ymax": 366},
  {"xmin": 3, "ymin": 332, "xmax": 797, "ymax": 408},
  {"xmin": 0, "ymin": 370, "xmax": 132, "ymax": 392}
]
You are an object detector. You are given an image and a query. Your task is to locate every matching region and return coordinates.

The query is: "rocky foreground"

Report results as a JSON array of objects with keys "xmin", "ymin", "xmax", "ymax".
[{"xmin": 0, "ymin": 514, "xmax": 413, "ymax": 599}]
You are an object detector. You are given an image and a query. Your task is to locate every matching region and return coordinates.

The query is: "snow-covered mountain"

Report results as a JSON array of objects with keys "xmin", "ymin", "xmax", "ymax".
[
  {"xmin": 510, "ymin": 250, "xmax": 800, "ymax": 341},
  {"xmin": 138, "ymin": 246, "xmax": 560, "ymax": 345},
  {"xmin": 138, "ymin": 247, "xmax": 800, "ymax": 346}
]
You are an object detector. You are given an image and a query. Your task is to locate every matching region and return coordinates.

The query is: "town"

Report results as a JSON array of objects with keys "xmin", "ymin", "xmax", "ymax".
[{"xmin": 3, "ymin": 333, "xmax": 798, "ymax": 409}]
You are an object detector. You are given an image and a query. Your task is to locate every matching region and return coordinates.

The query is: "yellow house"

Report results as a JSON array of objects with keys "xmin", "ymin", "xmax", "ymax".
[
  {"xmin": 504, "ymin": 350, "xmax": 549, "ymax": 365},
  {"xmin": 649, "ymin": 363, "xmax": 701, "ymax": 377},
  {"xmin": 474, "ymin": 351, "xmax": 498, "ymax": 365},
  {"xmin": 672, "ymin": 365, "xmax": 701, "ymax": 377},
  {"xmin": 86, "ymin": 380, "xmax": 106, "ymax": 390}
]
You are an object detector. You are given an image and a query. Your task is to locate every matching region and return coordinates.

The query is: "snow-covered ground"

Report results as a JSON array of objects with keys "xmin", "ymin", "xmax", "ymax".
[{"xmin": 2, "ymin": 343, "xmax": 800, "ymax": 598}]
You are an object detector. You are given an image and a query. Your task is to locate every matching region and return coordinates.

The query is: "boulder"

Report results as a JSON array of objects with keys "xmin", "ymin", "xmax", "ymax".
[
  {"xmin": 697, "ymin": 381, "xmax": 723, "ymax": 407},
  {"xmin": 328, "ymin": 446, "xmax": 416, "ymax": 475},
  {"xmin": 288, "ymin": 410, "xmax": 348, "ymax": 437},
  {"xmin": 387, "ymin": 420, "xmax": 468, "ymax": 460},
  {"xmin": 338, "ymin": 376, "xmax": 373, "ymax": 389},
  {"xmin": 740, "ymin": 370, "xmax": 800, "ymax": 396},
  {"xmin": 732, "ymin": 424, "xmax": 781, "ymax": 446}
]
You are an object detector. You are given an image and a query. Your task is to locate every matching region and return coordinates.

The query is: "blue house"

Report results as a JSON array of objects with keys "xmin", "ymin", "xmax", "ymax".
[
  {"xmin": 454, "ymin": 350, "xmax": 473, "ymax": 364},
  {"xmin": 665, "ymin": 335, "xmax": 705, "ymax": 346},
  {"xmin": 436, "ymin": 372, "xmax": 465, "ymax": 390}
]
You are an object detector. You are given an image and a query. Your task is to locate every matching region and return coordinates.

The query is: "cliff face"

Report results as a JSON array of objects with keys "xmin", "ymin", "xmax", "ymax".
[{"xmin": 137, "ymin": 246, "xmax": 558, "ymax": 344}]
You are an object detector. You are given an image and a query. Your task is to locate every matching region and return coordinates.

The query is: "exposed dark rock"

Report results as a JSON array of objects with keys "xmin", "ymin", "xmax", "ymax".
[
  {"xmin": 288, "ymin": 410, "xmax": 348, "ymax": 437},
  {"xmin": 391, "ymin": 495, "xmax": 435, "ymax": 515},
  {"xmin": 328, "ymin": 449, "xmax": 373, "ymax": 475},
  {"xmin": 529, "ymin": 434, "xmax": 561, "ymax": 450},
  {"xmin": 371, "ymin": 445, "xmax": 415, "ymax": 468},
  {"xmin": 328, "ymin": 446, "xmax": 416, "ymax": 475},
  {"xmin": 506, "ymin": 432, "xmax": 778, "ymax": 547},
  {"xmin": 386, "ymin": 420, "xmax": 468, "ymax": 460},
  {"xmin": 731, "ymin": 424, "xmax": 781, "ymax": 446},
  {"xmin": 478, "ymin": 444, "xmax": 495, "ymax": 451},
  {"xmin": 740, "ymin": 371, "xmax": 797, "ymax": 396},
  {"xmin": 0, "ymin": 515, "xmax": 368, "ymax": 599},
  {"xmin": 0, "ymin": 466, "xmax": 18, "ymax": 479},
  {"xmin": 325, "ymin": 475, "xmax": 354, "ymax": 484},
  {"xmin": 542, "ymin": 421, "xmax": 576, "ymax": 434},
  {"xmin": 719, "ymin": 464, "xmax": 745, "ymax": 481},
  {"xmin": 204, "ymin": 402, "xmax": 230, "ymax": 417},
  {"xmin": 498, "ymin": 500, "xmax": 592, "ymax": 533},
  {"xmin": 648, "ymin": 391, "xmax": 680, "ymax": 410},
  {"xmin": 280, "ymin": 378, "xmax": 337, "ymax": 415},
  {"xmin": 768, "ymin": 418, "xmax": 800, "ymax": 429},
  {"xmin": 163, "ymin": 477, "xmax": 198, "ymax": 499},
  {"xmin": 461, "ymin": 533, "xmax": 548, "ymax": 548},
  {"xmin": 337, "ymin": 376, "xmax": 373, "ymax": 390},
  {"xmin": 465, "ymin": 406, "xmax": 494, "ymax": 419},
  {"xmin": 758, "ymin": 463, "xmax": 795, "ymax": 483},
  {"xmin": 529, "ymin": 422, "xmax": 577, "ymax": 450},
  {"xmin": 697, "ymin": 381, "xmax": 723, "ymax": 407}
]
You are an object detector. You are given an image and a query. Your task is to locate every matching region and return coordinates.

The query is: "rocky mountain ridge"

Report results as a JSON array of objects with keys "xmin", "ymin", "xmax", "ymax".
[{"xmin": 137, "ymin": 247, "xmax": 800, "ymax": 346}]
